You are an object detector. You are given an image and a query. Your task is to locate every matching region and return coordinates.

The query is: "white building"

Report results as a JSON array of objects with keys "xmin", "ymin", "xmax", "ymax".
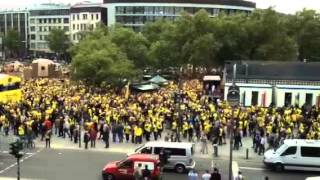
[
  {"xmin": 29, "ymin": 3, "xmax": 71, "ymax": 54},
  {"xmin": 70, "ymin": 3, "xmax": 106, "ymax": 43},
  {"xmin": 102, "ymin": 0, "xmax": 255, "ymax": 31},
  {"xmin": 224, "ymin": 61, "xmax": 320, "ymax": 108}
]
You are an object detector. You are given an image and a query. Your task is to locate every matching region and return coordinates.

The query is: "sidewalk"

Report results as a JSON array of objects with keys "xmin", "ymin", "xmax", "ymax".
[{"xmin": 1, "ymin": 131, "xmax": 264, "ymax": 163}]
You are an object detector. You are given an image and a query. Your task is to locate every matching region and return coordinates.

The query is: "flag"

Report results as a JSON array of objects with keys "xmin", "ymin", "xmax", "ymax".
[{"xmin": 124, "ymin": 81, "xmax": 130, "ymax": 100}]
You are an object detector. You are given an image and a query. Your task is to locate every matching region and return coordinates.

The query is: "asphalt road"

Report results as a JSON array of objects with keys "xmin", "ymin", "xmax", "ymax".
[
  {"xmin": 0, "ymin": 149, "xmax": 215, "ymax": 180},
  {"xmin": 238, "ymin": 161, "xmax": 320, "ymax": 180}
]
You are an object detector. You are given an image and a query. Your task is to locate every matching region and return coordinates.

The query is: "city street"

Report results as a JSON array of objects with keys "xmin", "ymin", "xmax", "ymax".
[{"xmin": 1, "ymin": 134, "xmax": 320, "ymax": 180}]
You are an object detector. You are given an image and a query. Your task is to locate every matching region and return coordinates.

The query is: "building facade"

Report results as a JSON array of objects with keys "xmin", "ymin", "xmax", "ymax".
[
  {"xmin": 224, "ymin": 61, "xmax": 320, "ymax": 108},
  {"xmin": 70, "ymin": 3, "xmax": 104, "ymax": 43},
  {"xmin": 102, "ymin": 0, "xmax": 255, "ymax": 31},
  {"xmin": 0, "ymin": 10, "xmax": 29, "ymax": 58},
  {"xmin": 29, "ymin": 4, "xmax": 71, "ymax": 54}
]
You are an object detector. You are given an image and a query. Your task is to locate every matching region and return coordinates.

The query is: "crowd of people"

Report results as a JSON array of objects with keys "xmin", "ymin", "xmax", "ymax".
[
  {"xmin": 0, "ymin": 78, "xmax": 319, "ymax": 158},
  {"xmin": 0, "ymin": 77, "xmax": 319, "ymax": 180}
]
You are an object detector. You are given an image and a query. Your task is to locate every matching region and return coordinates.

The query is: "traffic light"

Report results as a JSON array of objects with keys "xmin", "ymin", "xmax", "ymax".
[{"xmin": 9, "ymin": 141, "xmax": 23, "ymax": 159}]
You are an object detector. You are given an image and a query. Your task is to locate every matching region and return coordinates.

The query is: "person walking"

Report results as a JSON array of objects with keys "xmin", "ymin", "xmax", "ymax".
[
  {"xmin": 259, "ymin": 134, "xmax": 266, "ymax": 155},
  {"xmin": 134, "ymin": 163, "xmax": 143, "ymax": 180},
  {"xmin": 210, "ymin": 168, "xmax": 221, "ymax": 180},
  {"xmin": 102, "ymin": 124, "xmax": 110, "ymax": 148},
  {"xmin": 84, "ymin": 130, "xmax": 90, "ymax": 149},
  {"xmin": 45, "ymin": 129, "xmax": 52, "ymax": 148},
  {"xmin": 142, "ymin": 165, "xmax": 151, "ymax": 180},
  {"xmin": 89, "ymin": 127, "xmax": 97, "ymax": 148},
  {"xmin": 202, "ymin": 170, "xmax": 211, "ymax": 180},
  {"xmin": 188, "ymin": 169, "xmax": 199, "ymax": 180},
  {"xmin": 200, "ymin": 133, "xmax": 208, "ymax": 154}
]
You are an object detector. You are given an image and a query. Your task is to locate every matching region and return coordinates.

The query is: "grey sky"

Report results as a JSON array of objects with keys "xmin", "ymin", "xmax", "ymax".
[{"xmin": 0, "ymin": 0, "xmax": 319, "ymax": 14}]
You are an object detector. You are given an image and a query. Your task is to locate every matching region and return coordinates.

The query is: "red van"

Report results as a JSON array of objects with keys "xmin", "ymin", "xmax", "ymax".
[{"xmin": 102, "ymin": 154, "xmax": 161, "ymax": 180}]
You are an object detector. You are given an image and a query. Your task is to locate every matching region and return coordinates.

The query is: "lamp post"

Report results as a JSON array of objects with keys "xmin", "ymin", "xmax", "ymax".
[{"xmin": 227, "ymin": 63, "xmax": 239, "ymax": 180}]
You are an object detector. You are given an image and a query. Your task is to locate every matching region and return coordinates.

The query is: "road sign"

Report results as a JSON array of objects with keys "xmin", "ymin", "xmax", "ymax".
[{"xmin": 227, "ymin": 85, "xmax": 240, "ymax": 106}]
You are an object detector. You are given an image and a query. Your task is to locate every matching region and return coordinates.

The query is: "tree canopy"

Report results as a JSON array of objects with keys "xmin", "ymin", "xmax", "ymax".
[
  {"xmin": 3, "ymin": 29, "xmax": 22, "ymax": 58},
  {"xmin": 46, "ymin": 28, "xmax": 71, "ymax": 55},
  {"xmin": 70, "ymin": 8, "xmax": 320, "ymax": 85}
]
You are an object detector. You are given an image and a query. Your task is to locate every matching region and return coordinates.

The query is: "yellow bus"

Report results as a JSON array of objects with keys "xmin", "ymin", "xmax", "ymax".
[{"xmin": 0, "ymin": 74, "xmax": 22, "ymax": 103}]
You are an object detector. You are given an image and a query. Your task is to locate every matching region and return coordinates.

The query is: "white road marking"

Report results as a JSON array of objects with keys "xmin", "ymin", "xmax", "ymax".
[
  {"xmin": 0, "ymin": 149, "xmax": 42, "ymax": 174},
  {"xmin": 240, "ymin": 166, "xmax": 264, "ymax": 171}
]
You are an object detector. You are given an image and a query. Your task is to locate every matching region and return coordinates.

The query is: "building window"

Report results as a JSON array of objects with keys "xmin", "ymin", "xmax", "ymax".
[
  {"xmin": 39, "ymin": 27, "xmax": 42, "ymax": 32},
  {"xmin": 64, "ymin": 26, "xmax": 69, "ymax": 31},
  {"xmin": 96, "ymin": 14, "xmax": 99, "ymax": 20},
  {"xmin": 145, "ymin": 7, "xmax": 154, "ymax": 14},
  {"xmin": 58, "ymin": 19, "xmax": 61, "ymax": 23},
  {"xmin": 73, "ymin": 24, "xmax": 75, "ymax": 30},
  {"xmin": 116, "ymin": 7, "xmax": 126, "ymax": 14},
  {"xmin": 285, "ymin": 92, "xmax": 292, "ymax": 106},
  {"xmin": 30, "ymin": 19, "xmax": 35, "ymax": 24},
  {"xmin": 39, "ymin": 19, "xmax": 42, "ymax": 24},
  {"xmin": 91, "ymin": 14, "xmax": 94, "ymax": 20},
  {"xmin": 39, "ymin": 35, "xmax": 43, "ymax": 40},
  {"xmin": 30, "ymin": 26, "xmax": 35, "ymax": 32},
  {"xmin": 48, "ymin": 26, "xmax": 51, "ymax": 31},
  {"xmin": 73, "ymin": 14, "xmax": 75, "ymax": 20},
  {"xmin": 31, "ymin": 34, "xmax": 36, "ymax": 40},
  {"xmin": 213, "ymin": 8, "xmax": 220, "ymax": 16},
  {"xmin": 63, "ymin": 18, "xmax": 69, "ymax": 24},
  {"xmin": 48, "ymin": 18, "xmax": 51, "ymax": 24},
  {"xmin": 251, "ymin": 91, "xmax": 258, "ymax": 106},
  {"xmin": 44, "ymin": 19, "xmax": 47, "ymax": 23},
  {"xmin": 53, "ymin": 19, "xmax": 56, "ymax": 23},
  {"xmin": 73, "ymin": 34, "xmax": 76, "ymax": 41},
  {"xmin": 77, "ymin": 24, "xmax": 79, "ymax": 30},
  {"xmin": 306, "ymin": 93, "xmax": 313, "ymax": 105},
  {"xmin": 30, "ymin": 43, "xmax": 35, "ymax": 49},
  {"xmin": 77, "ymin": 14, "xmax": 79, "ymax": 20},
  {"xmin": 83, "ymin": 14, "xmax": 87, "ymax": 20}
]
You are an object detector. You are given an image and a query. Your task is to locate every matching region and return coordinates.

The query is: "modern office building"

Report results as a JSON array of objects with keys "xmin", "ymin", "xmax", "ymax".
[
  {"xmin": 102, "ymin": 0, "xmax": 256, "ymax": 30},
  {"xmin": 70, "ymin": 2, "xmax": 107, "ymax": 43},
  {"xmin": 0, "ymin": 9, "xmax": 29, "ymax": 58},
  {"xmin": 29, "ymin": 3, "xmax": 71, "ymax": 54}
]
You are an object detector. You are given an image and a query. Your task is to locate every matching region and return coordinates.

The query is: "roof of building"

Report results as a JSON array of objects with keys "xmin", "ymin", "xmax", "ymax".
[
  {"xmin": 29, "ymin": 3, "xmax": 70, "ymax": 10},
  {"xmin": 103, "ymin": 0, "xmax": 256, "ymax": 8},
  {"xmin": 226, "ymin": 61, "xmax": 320, "ymax": 81}
]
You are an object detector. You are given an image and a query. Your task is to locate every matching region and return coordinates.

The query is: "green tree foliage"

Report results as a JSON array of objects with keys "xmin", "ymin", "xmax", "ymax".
[
  {"xmin": 3, "ymin": 29, "xmax": 22, "ymax": 58},
  {"xmin": 286, "ymin": 9, "xmax": 320, "ymax": 61},
  {"xmin": 70, "ymin": 28, "xmax": 136, "ymax": 85},
  {"xmin": 46, "ymin": 28, "xmax": 71, "ymax": 55},
  {"xmin": 110, "ymin": 27, "xmax": 150, "ymax": 68}
]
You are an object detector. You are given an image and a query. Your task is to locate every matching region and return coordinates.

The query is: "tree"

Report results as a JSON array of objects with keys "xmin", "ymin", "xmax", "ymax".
[
  {"xmin": 46, "ymin": 28, "xmax": 71, "ymax": 60},
  {"xmin": 110, "ymin": 27, "xmax": 150, "ymax": 69},
  {"xmin": 286, "ymin": 9, "xmax": 320, "ymax": 61},
  {"xmin": 70, "ymin": 29, "xmax": 136, "ymax": 85},
  {"xmin": 3, "ymin": 29, "xmax": 22, "ymax": 58}
]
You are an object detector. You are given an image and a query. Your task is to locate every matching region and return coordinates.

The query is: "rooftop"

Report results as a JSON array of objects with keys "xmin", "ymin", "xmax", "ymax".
[
  {"xmin": 29, "ymin": 3, "xmax": 71, "ymax": 11},
  {"xmin": 103, "ymin": 0, "xmax": 256, "ymax": 8},
  {"xmin": 226, "ymin": 61, "xmax": 320, "ymax": 82}
]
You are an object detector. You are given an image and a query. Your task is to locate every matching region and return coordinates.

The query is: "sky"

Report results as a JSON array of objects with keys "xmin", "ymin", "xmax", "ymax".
[{"xmin": 0, "ymin": 0, "xmax": 319, "ymax": 14}]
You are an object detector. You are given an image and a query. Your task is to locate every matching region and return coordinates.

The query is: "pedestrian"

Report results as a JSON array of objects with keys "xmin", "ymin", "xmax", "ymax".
[
  {"xmin": 134, "ymin": 163, "xmax": 143, "ymax": 180},
  {"xmin": 83, "ymin": 130, "xmax": 90, "ymax": 149},
  {"xmin": 200, "ymin": 133, "xmax": 208, "ymax": 154},
  {"xmin": 202, "ymin": 170, "xmax": 211, "ymax": 180},
  {"xmin": 102, "ymin": 124, "xmax": 110, "ymax": 148},
  {"xmin": 265, "ymin": 176, "xmax": 269, "ymax": 180},
  {"xmin": 45, "ymin": 129, "xmax": 52, "ymax": 148},
  {"xmin": 234, "ymin": 171, "xmax": 244, "ymax": 180},
  {"xmin": 89, "ymin": 127, "xmax": 97, "ymax": 148},
  {"xmin": 259, "ymin": 134, "xmax": 266, "ymax": 155},
  {"xmin": 142, "ymin": 165, "xmax": 151, "ymax": 180},
  {"xmin": 188, "ymin": 169, "xmax": 199, "ymax": 180},
  {"xmin": 210, "ymin": 168, "xmax": 221, "ymax": 180}
]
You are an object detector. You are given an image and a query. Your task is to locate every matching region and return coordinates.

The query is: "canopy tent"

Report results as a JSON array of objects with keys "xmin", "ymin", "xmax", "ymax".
[
  {"xmin": 132, "ymin": 83, "xmax": 160, "ymax": 91},
  {"xmin": 148, "ymin": 75, "xmax": 168, "ymax": 84}
]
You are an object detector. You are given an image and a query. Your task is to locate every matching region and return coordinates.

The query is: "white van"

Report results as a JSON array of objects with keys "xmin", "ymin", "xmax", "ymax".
[
  {"xmin": 306, "ymin": 177, "xmax": 320, "ymax": 180},
  {"xmin": 129, "ymin": 141, "xmax": 195, "ymax": 173},
  {"xmin": 264, "ymin": 139, "xmax": 320, "ymax": 171}
]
